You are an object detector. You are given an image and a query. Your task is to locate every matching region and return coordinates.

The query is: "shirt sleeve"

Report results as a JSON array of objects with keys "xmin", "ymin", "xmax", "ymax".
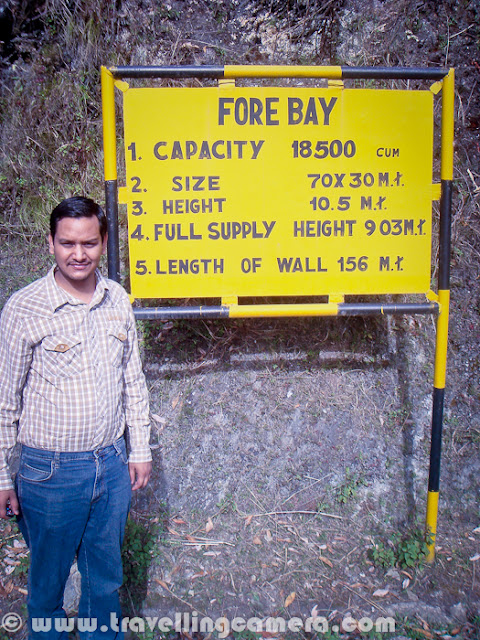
[
  {"xmin": 122, "ymin": 299, "xmax": 152, "ymax": 464},
  {"xmin": 0, "ymin": 298, "xmax": 33, "ymax": 491}
]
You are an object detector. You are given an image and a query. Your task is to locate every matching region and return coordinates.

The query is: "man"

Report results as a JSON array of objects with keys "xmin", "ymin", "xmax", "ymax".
[{"xmin": 0, "ymin": 196, "xmax": 152, "ymax": 638}]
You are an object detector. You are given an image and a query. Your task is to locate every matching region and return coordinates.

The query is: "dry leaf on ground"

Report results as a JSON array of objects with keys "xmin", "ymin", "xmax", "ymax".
[{"xmin": 284, "ymin": 592, "xmax": 296, "ymax": 608}]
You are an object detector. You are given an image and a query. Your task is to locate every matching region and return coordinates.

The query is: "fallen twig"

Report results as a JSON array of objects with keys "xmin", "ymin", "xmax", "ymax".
[
  {"xmin": 450, "ymin": 24, "xmax": 475, "ymax": 39},
  {"xmin": 170, "ymin": 537, "xmax": 235, "ymax": 547},
  {"xmin": 338, "ymin": 581, "xmax": 390, "ymax": 615},
  {"xmin": 154, "ymin": 578, "xmax": 208, "ymax": 617},
  {"xmin": 467, "ymin": 169, "xmax": 480, "ymax": 193},
  {"xmin": 246, "ymin": 510, "xmax": 342, "ymax": 520}
]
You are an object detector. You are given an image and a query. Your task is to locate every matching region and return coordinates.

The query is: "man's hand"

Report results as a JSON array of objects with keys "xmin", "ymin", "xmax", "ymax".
[
  {"xmin": 128, "ymin": 461, "xmax": 152, "ymax": 491},
  {"xmin": 0, "ymin": 488, "xmax": 19, "ymax": 519}
]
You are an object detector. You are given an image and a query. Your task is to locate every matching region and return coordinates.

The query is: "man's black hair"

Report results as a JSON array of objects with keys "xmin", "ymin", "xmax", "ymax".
[{"xmin": 50, "ymin": 196, "xmax": 108, "ymax": 240}]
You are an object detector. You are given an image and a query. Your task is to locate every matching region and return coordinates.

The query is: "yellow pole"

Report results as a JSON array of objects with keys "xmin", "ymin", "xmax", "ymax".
[
  {"xmin": 101, "ymin": 66, "xmax": 121, "ymax": 281},
  {"xmin": 426, "ymin": 69, "xmax": 454, "ymax": 562},
  {"xmin": 441, "ymin": 69, "xmax": 455, "ymax": 182},
  {"xmin": 101, "ymin": 66, "xmax": 117, "ymax": 182}
]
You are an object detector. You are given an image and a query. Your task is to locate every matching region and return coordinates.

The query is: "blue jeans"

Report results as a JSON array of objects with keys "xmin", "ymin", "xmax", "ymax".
[{"xmin": 16, "ymin": 438, "xmax": 131, "ymax": 640}]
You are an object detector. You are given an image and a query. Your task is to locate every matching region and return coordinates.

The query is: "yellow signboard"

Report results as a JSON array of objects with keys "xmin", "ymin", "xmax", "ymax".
[{"xmin": 121, "ymin": 86, "xmax": 433, "ymax": 299}]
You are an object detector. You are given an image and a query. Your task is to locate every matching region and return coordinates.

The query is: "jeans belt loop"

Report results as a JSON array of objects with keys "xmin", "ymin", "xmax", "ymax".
[{"xmin": 113, "ymin": 437, "xmax": 123, "ymax": 456}]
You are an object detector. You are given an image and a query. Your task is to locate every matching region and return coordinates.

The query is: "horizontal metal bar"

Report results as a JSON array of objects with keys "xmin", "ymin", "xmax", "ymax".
[
  {"xmin": 229, "ymin": 303, "xmax": 339, "ymax": 318},
  {"xmin": 224, "ymin": 64, "xmax": 342, "ymax": 79},
  {"xmin": 133, "ymin": 302, "xmax": 439, "ymax": 320},
  {"xmin": 109, "ymin": 65, "xmax": 449, "ymax": 81},
  {"xmin": 337, "ymin": 302, "xmax": 439, "ymax": 316},
  {"xmin": 133, "ymin": 306, "xmax": 230, "ymax": 320},
  {"xmin": 342, "ymin": 66, "xmax": 448, "ymax": 80},
  {"xmin": 110, "ymin": 66, "xmax": 224, "ymax": 79}
]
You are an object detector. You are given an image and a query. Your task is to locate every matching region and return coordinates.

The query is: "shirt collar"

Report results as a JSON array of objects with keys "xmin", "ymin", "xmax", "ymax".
[{"xmin": 46, "ymin": 266, "xmax": 110, "ymax": 312}]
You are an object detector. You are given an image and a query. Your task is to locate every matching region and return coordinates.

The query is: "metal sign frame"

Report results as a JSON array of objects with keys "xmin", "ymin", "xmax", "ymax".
[{"xmin": 101, "ymin": 64, "xmax": 455, "ymax": 560}]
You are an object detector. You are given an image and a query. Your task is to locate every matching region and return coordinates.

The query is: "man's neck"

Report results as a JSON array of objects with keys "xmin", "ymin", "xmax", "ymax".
[{"xmin": 53, "ymin": 268, "xmax": 97, "ymax": 304}]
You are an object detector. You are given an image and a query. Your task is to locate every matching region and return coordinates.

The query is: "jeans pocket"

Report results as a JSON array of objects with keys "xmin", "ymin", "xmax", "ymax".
[
  {"xmin": 115, "ymin": 440, "xmax": 128, "ymax": 465},
  {"xmin": 18, "ymin": 458, "xmax": 54, "ymax": 483}
]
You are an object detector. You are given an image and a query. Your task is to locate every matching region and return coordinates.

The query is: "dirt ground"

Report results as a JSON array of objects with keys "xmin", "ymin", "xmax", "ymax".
[
  {"xmin": 1, "ymin": 0, "xmax": 480, "ymax": 638},
  {"xmin": 131, "ymin": 309, "xmax": 480, "ymax": 636}
]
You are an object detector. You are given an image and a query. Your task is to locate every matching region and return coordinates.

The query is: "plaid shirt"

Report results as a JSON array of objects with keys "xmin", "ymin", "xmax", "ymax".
[{"xmin": 0, "ymin": 266, "xmax": 151, "ymax": 491}]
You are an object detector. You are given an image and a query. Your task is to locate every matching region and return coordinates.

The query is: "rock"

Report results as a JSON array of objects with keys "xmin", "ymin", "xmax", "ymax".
[
  {"xmin": 449, "ymin": 602, "xmax": 467, "ymax": 622},
  {"xmin": 386, "ymin": 602, "xmax": 451, "ymax": 626},
  {"xmin": 63, "ymin": 563, "xmax": 81, "ymax": 615},
  {"xmin": 385, "ymin": 568, "xmax": 401, "ymax": 579}
]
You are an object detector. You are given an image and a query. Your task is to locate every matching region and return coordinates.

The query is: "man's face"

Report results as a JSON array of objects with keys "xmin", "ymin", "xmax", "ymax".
[{"xmin": 48, "ymin": 216, "xmax": 107, "ymax": 289}]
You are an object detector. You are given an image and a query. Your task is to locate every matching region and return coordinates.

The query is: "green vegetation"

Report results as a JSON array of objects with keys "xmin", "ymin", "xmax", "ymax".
[
  {"xmin": 121, "ymin": 516, "xmax": 158, "ymax": 609},
  {"xmin": 336, "ymin": 468, "xmax": 366, "ymax": 504},
  {"xmin": 371, "ymin": 526, "xmax": 433, "ymax": 570}
]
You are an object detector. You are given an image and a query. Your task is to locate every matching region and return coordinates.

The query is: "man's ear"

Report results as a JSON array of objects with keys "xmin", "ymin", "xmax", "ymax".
[
  {"xmin": 102, "ymin": 233, "xmax": 108, "ymax": 255},
  {"xmin": 48, "ymin": 234, "xmax": 55, "ymax": 255}
]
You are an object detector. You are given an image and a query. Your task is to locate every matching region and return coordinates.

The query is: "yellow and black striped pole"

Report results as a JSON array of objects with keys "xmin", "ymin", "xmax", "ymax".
[
  {"xmin": 101, "ymin": 65, "xmax": 121, "ymax": 282},
  {"xmin": 426, "ymin": 69, "xmax": 455, "ymax": 561}
]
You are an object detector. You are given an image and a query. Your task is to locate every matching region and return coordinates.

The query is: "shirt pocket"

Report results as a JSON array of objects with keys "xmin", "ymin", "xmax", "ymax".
[
  {"xmin": 41, "ymin": 335, "xmax": 82, "ymax": 379},
  {"xmin": 106, "ymin": 324, "xmax": 128, "ymax": 368}
]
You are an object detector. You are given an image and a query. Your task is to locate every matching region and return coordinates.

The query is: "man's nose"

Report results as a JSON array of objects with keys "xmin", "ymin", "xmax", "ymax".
[{"xmin": 73, "ymin": 244, "xmax": 87, "ymax": 261}]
